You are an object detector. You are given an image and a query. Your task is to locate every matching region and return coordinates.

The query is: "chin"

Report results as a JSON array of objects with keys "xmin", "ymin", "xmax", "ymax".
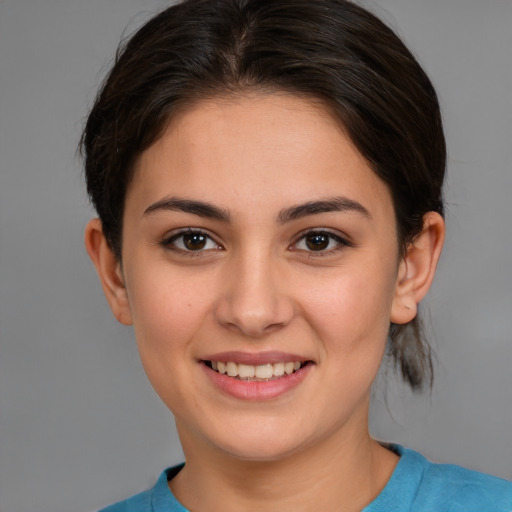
[
  {"xmin": 219, "ymin": 437, "xmax": 304, "ymax": 462},
  {"xmin": 202, "ymin": 417, "xmax": 317, "ymax": 463}
]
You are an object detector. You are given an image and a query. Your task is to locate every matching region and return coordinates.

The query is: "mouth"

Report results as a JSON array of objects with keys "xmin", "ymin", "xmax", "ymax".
[
  {"xmin": 200, "ymin": 351, "xmax": 314, "ymax": 399},
  {"xmin": 204, "ymin": 360, "xmax": 311, "ymax": 381}
]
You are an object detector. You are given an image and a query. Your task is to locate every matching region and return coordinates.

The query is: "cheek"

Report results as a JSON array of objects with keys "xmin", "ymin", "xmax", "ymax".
[
  {"xmin": 125, "ymin": 262, "xmax": 214, "ymax": 357},
  {"xmin": 123, "ymin": 262, "xmax": 219, "ymax": 410},
  {"xmin": 298, "ymin": 262, "xmax": 396, "ymax": 357}
]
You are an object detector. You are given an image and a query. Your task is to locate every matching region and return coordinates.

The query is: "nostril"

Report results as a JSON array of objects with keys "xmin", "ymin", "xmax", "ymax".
[{"xmin": 214, "ymin": 278, "xmax": 296, "ymax": 338}]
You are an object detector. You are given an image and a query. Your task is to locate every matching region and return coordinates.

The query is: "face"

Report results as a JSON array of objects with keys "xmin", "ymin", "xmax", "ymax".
[{"xmin": 119, "ymin": 94, "xmax": 402, "ymax": 461}]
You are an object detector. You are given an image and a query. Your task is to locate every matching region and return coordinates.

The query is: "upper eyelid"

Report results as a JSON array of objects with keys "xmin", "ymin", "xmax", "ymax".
[
  {"xmin": 161, "ymin": 227, "xmax": 351, "ymax": 249},
  {"xmin": 290, "ymin": 230, "xmax": 352, "ymax": 256},
  {"xmin": 164, "ymin": 227, "xmax": 217, "ymax": 240},
  {"xmin": 162, "ymin": 228, "xmax": 222, "ymax": 248},
  {"xmin": 293, "ymin": 228, "xmax": 350, "ymax": 244}
]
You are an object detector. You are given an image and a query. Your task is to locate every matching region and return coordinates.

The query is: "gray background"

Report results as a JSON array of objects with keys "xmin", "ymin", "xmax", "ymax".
[{"xmin": 0, "ymin": 1, "xmax": 511, "ymax": 511}]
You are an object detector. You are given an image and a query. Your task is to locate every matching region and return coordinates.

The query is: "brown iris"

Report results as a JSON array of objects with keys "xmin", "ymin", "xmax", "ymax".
[
  {"xmin": 305, "ymin": 232, "xmax": 330, "ymax": 251},
  {"xmin": 183, "ymin": 232, "xmax": 208, "ymax": 250}
]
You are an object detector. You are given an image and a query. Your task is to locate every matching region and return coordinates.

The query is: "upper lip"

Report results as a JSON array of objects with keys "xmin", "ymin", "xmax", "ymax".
[{"xmin": 201, "ymin": 351, "xmax": 312, "ymax": 366}]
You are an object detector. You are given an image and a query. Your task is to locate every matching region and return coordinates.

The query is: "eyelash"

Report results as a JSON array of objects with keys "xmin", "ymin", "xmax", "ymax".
[
  {"xmin": 160, "ymin": 228, "xmax": 350, "ymax": 257},
  {"xmin": 291, "ymin": 229, "xmax": 351, "ymax": 257},
  {"xmin": 161, "ymin": 228, "xmax": 222, "ymax": 255}
]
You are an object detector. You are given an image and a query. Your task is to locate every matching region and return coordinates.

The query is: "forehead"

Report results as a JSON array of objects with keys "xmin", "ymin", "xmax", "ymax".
[{"xmin": 127, "ymin": 93, "xmax": 394, "ymax": 223}]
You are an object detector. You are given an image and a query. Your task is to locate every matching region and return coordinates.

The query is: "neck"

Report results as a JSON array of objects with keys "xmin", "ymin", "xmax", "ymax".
[{"xmin": 170, "ymin": 414, "xmax": 398, "ymax": 512}]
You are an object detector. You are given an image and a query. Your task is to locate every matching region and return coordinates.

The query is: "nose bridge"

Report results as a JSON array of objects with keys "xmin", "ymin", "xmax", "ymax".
[{"xmin": 215, "ymin": 243, "xmax": 293, "ymax": 337}]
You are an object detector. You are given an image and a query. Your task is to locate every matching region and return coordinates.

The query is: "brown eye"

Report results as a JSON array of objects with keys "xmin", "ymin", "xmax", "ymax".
[
  {"xmin": 164, "ymin": 230, "xmax": 220, "ymax": 252},
  {"xmin": 293, "ymin": 230, "xmax": 348, "ymax": 254},
  {"xmin": 305, "ymin": 232, "xmax": 330, "ymax": 251},
  {"xmin": 183, "ymin": 232, "xmax": 208, "ymax": 250}
]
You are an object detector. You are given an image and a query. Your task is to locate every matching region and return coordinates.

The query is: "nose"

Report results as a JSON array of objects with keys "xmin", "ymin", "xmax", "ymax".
[{"xmin": 215, "ymin": 249, "xmax": 295, "ymax": 338}]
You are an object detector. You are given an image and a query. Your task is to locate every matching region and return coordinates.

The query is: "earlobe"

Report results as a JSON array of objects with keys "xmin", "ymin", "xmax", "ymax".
[
  {"xmin": 391, "ymin": 212, "xmax": 445, "ymax": 325},
  {"xmin": 84, "ymin": 218, "xmax": 133, "ymax": 326}
]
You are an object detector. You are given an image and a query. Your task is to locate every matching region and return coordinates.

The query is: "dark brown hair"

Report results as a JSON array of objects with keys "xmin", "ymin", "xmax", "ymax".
[{"xmin": 82, "ymin": 0, "xmax": 445, "ymax": 390}]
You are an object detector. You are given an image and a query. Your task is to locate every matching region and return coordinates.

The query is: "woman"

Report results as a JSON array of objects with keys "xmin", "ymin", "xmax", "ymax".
[{"xmin": 82, "ymin": 0, "xmax": 512, "ymax": 510}]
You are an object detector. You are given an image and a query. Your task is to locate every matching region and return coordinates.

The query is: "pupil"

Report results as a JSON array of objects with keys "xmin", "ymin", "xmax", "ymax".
[
  {"xmin": 184, "ymin": 233, "xmax": 207, "ymax": 250},
  {"xmin": 306, "ymin": 233, "xmax": 329, "ymax": 251}
]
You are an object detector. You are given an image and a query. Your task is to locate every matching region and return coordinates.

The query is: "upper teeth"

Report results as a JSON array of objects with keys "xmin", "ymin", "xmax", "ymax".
[{"xmin": 211, "ymin": 361, "xmax": 302, "ymax": 379}]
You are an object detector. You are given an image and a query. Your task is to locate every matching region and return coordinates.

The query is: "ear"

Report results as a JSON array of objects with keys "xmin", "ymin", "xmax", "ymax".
[
  {"xmin": 391, "ymin": 212, "xmax": 445, "ymax": 324},
  {"xmin": 84, "ymin": 218, "xmax": 133, "ymax": 326}
]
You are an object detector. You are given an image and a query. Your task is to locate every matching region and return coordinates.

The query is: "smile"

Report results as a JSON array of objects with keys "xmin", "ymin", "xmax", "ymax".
[
  {"xmin": 207, "ymin": 361, "xmax": 305, "ymax": 381},
  {"xmin": 201, "ymin": 352, "xmax": 314, "ymax": 400}
]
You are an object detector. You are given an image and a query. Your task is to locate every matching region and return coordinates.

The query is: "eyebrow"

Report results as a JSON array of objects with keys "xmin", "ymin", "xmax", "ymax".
[
  {"xmin": 143, "ymin": 195, "xmax": 370, "ymax": 223},
  {"xmin": 143, "ymin": 197, "xmax": 231, "ymax": 222},
  {"xmin": 277, "ymin": 196, "xmax": 371, "ymax": 223}
]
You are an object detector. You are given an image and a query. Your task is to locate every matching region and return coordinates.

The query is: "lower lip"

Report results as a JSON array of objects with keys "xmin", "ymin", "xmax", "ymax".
[{"xmin": 201, "ymin": 362, "xmax": 313, "ymax": 401}]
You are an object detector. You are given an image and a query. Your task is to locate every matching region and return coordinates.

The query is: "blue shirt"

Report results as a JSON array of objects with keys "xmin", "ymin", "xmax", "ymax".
[{"xmin": 99, "ymin": 445, "xmax": 512, "ymax": 511}]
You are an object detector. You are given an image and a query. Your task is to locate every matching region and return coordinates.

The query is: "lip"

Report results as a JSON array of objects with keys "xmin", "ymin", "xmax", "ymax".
[
  {"xmin": 201, "ymin": 350, "xmax": 310, "ymax": 366},
  {"xmin": 200, "ymin": 352, "xmax": 314, "ymax": 401}
]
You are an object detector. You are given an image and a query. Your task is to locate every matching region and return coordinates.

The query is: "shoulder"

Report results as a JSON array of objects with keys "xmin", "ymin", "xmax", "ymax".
[
  {"xmin": 98, "ymin": 465, "xmax": 185, "ymax": 512},
  {"xmin": 366, "ymin": 445, "xmax": 512, "ymax": 512},
  {"xmin": 400, "ymin": 446, "xmax": 512, "ymax": 511},
  {"xmin": 99, "ymin": 488, "xmax": 153, "ymax": 512}
]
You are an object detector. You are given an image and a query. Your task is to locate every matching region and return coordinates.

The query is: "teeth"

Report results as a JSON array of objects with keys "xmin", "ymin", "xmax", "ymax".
[
  {"xmin": 254, "ymin": 364, "xmax": 273, "ymax": 379},
  {"xmin": 209, "ymin": 360, "xmax": 305, "ymax": 379},
  {"xmin": 226, "ymin": 362, "xmax": 238, "ymax": 377},
  {"xmin": 238, "ymin": 363, "xmax": 255, "ymax": 378},
  {"xmin": 273, "ymin": 362, "xmax": 285, "ymax": 377}
]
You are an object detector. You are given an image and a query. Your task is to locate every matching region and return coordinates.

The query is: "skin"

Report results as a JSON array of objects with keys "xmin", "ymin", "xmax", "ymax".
[{"xmin": 86, "ymin": 93, "xmax": 444, "ymax": 512}]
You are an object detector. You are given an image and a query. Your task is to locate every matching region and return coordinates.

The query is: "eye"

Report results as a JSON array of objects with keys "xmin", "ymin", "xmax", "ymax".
[
  {"xmin": 293, "ymin": 230, "xmax": 347, "ymax": 253},
  {"xmin": 163, "ymin": 229, "xmax": 221, "ymax": 252}
]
